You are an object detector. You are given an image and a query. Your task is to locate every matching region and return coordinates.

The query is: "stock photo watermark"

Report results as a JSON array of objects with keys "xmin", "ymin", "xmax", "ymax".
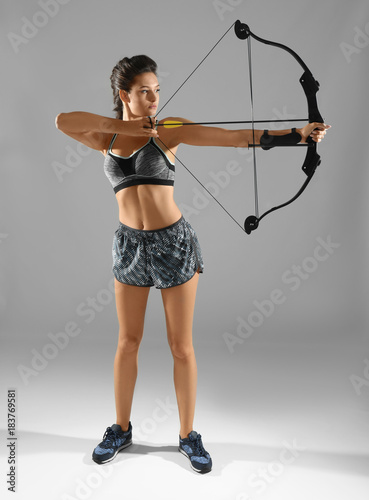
[
  {"xmin": 223, "ymin": 235, "xmax": 341, "ymax": 353},
  {"xmin": 62, "ymin": 395, "xmax": 176, "ymax": 499},
  {"xmin": 340, "ymin": 22, "xmax": 369, "ymax": 63},
  {"xmin": 0, "ymin": 233, "xmax": 9, "ymax": 243},
  {"xmin": 179, "ymin": 105, "xmax": 299, "ymax": 223},
  {"xmin": 156, "ymin": 67, "xmax": 170, "ymax": 85},
  {"xmin": 134, "ymin": 396, "xmax": 177, "ymax": 441},
  {"xmin": 7, "ymin": 0, "xmax": 72, "ymax": 54},
  {"xmin": 235, "ymin": 438, "xmax": 306, "ymax": 499},
  {"xmin": 178, "ymin": 159, "xmax": 243, "ymax": 221},
  {"xmin": 213, "ymin": 0, "xmax": 244, "ymax": 22},
  {"xmin": 62, "ymin": 464, "xmax": 113, "ymax": 500},
  {"xmin": 17, "ymin": 277, "xmax": 116, "ymax": 385},
  {"xmin": 350, "ymin": 358, "xmax": 369, "ymax": 396},
  {"xmin": 6, "ymin": 389, "xmax": 17, "ymax": 493},
  {"xmin": 52, "ymin": 142, "xmax": 92, "ymax": 183}
]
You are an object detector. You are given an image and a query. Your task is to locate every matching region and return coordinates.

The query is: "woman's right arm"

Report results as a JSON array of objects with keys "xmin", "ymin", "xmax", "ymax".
[{"xmin": 55, "ymin": 112, "xmax": 158, "ymax": 154}]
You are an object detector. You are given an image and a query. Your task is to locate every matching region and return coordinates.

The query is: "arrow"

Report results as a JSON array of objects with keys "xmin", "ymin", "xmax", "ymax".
[{"xmin": 158, "ymin": 118, "xmax": 308, "ymax": 128}]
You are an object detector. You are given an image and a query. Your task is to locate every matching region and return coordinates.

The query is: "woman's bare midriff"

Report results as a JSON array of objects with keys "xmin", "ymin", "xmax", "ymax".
[{"xmin": 115, "ymin": 184, "xmax": 182, "ymax": 230}]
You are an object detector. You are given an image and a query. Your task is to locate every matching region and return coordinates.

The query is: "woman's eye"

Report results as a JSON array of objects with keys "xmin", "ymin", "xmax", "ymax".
[{"xmin": 140, "ymin": 89, "xmax": 160, "ymax": 94}]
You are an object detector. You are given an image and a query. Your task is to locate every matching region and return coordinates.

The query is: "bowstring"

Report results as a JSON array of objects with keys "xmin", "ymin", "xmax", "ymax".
[
  {"xmin": 247, "ymin": 35, "xmax": 259, "ymax": 219},
  {"xmin": 153, "ymin": 21, "xmax": 245, "ymax": 232},
  {"xmin": 155, "ymin": 22, "xmax": 236, "ymax": 118},
  {"xmin": 155, "ymin": 136, "xmax": 245, "ymax": 232}
]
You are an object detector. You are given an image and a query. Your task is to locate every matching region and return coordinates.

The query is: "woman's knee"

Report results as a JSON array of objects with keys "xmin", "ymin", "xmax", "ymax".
[
  {"xmin": 169, "ymin": 340, "xmax": 195, "ymax": 360},
  {"xmin": 116, "ymin": 332, "xmax": 143, "ymax": 354}
]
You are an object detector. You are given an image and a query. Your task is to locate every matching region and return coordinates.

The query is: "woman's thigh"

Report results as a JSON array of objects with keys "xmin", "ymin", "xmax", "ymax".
[
  {"xmin": 161, "ymin": 272, "xmax": 199, "ymax": 356},
  {"xmin": 114, "ymin": 278, "xmax": 151, "ymax": 348}
]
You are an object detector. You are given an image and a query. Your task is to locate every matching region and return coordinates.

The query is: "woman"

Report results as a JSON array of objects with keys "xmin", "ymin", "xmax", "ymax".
[{"xmin": 55, "ymin": 55, "xmax": 329, "ymax": 474}]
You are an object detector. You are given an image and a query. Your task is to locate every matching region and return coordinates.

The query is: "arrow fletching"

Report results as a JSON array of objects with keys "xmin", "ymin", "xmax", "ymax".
[{"xmin": 162, "ymin": 120, "xmax": 184, "ymax": 128}]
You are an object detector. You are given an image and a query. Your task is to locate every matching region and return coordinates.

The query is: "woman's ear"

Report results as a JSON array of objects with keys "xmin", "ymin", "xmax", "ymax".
[{"xmin": 119, "ymin": 89, "xmax": 130, "ymax": 104}]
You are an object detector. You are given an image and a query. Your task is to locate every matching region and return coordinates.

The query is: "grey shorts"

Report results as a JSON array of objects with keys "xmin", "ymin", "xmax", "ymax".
[{"xmin": 112, "ymin": 216, "xmax": 204, "ymax": 289}]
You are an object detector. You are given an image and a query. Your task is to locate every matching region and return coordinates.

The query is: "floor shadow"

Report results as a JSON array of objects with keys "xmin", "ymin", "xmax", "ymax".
[
  {"xmin": 108, "ymin": 442, "xmax": 187, "ymax": 471},
  {"xmin": 2, "ymin": 429, "xmax": 368, "ymax": 477}
]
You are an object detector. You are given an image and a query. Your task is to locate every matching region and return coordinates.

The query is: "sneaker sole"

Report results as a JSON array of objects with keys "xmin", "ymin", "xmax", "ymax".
[
  {"xmin": 178, "ymin": 446, "xmax": 212, "ymax": 474},
  {"xmin": 92, "ymin": 439, "xmax": 132, "ymax": 464}
]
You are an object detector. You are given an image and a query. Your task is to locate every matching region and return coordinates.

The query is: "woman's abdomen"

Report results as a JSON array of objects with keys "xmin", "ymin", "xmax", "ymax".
[{"xmin": 115, "ymin": 185, "xmax": 182, "ymax": 230}]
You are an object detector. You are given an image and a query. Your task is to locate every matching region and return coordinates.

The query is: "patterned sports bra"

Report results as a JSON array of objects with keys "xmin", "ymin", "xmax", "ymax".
[{"xmin": 103, "ymin": 133, "xmax": 175, "ymax": 194}]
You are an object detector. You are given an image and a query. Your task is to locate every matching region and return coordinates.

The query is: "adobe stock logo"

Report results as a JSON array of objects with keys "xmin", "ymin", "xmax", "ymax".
[
  {"xmin": 62, "ymin": 465, "xmax": 113, "ymax": 500},
  {"xmin": 350, "ymin": 358, "xmax": 369, "ymax": 396},
  {"xmin": 17, "ymin": 278, "xmax": 116, "ymax": 386},
  {"xmin": 235, "ymin": 439, "xmax": 306, "ymax": 499},
  {"xmin": 213, "ymin": 0, "xmax": 244, "ymax": 22},
  {"xmin": 340, "ymin": 22, "xmax": 369, "ymax": 63},
  {"xmin": 7, "ymin": 0, "xmax": 72, "ymax": 54},
  {"xmin": 248, "ymin": 439, "xmax": 306, "ymax": 494},
  {"xmin": 178, "ymin": 160, "xmax": 243, "ymax": 222},
  {"xmin": 0, "ymin": 232, "xmax": 9, "ymax": 244},
  {"xmin": 52, "ymin": 141, "xmax": 92, "ymax": 183},
  {"xmin": 223, "ymin": 235, "xmax": 341, "ymax": 353}
]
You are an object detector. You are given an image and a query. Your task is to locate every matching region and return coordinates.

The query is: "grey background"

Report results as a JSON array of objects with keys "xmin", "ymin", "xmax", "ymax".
[{"xmin": 1, "ymin": 1, "xmax": 368, "ymax": 499}]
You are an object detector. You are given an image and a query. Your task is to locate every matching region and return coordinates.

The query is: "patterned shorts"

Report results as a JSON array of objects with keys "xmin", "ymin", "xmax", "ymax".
[{"xmin": 112, "ymin": 216, "xmax": 204, "ymax": 289}]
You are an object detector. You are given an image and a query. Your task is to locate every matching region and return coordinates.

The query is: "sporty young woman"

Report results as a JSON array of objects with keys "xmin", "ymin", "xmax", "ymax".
[{"xmin": 55, "ymin": 55, "xmax": 330, "ymax": 474}]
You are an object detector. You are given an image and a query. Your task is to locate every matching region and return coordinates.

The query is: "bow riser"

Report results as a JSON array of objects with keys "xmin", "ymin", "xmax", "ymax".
[
  {"xmin": 299, "ymin": 72, "xmax": 323, "ymax": 124},
  {"xmin": 299, "ymin": 70, "xmax": 323, "ymax": 177},
  {"xmin": 302, "ymin": 147, "xmax": 321, "ymax": 177}
]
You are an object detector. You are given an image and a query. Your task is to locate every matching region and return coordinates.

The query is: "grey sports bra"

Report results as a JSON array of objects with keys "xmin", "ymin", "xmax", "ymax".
[{"xmin": 103, "ymin": 134, "xmax": 175, "ymax": 194}]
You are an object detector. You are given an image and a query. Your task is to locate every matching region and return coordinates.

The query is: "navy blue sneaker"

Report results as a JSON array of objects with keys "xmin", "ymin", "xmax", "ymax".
[
  {"xmin": 92, "ymin": 422, "xmax": 132, "ymax": 464},
  {"xmin": 179, "ymin": 430, "xmax": 212, "ymax": 473}
]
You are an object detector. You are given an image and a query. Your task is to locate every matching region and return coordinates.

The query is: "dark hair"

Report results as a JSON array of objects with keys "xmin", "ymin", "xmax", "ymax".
[{"xmin": 110, "ymin": 55, "xmax": 157, "ymax": 120}]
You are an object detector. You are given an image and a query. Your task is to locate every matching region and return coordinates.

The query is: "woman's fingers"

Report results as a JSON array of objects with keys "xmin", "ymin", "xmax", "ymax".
[
  {"xmin": 310, "ymin": 130, "xmax": 325, "ymax": 141},
  {"xmin": 308, "ymin": 123, "xmax": 331, "ymax": 142},
  {"xmin": 142, "ymin": 117, "xmax": 159, "ymax": 136}
]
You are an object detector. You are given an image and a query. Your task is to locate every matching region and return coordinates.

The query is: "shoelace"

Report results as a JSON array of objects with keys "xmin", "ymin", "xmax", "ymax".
[
  {"xmin": 191, "ymin": 434, "xmax": 206, "ymax": 457},
  {"xmin": 101, "ymin": 427, "xmax": 118, "ymax": 448}
]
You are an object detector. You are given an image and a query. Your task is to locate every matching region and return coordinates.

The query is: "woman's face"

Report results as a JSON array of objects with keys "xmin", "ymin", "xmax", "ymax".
[{"xmin": 122, "ymin": 72, "xmax": 160, "ymax": 118}]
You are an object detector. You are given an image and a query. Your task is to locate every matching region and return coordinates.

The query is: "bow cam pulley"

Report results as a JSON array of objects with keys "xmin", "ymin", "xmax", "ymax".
[{"xmin": 234, "ymin": 20, "xmax": 250, "ymax": 40}]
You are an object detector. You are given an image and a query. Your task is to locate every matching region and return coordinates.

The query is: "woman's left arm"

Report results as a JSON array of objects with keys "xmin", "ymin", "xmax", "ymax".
[{"xmin": 163, "ymin": 117, "xmax": 330, "ymax": 147}]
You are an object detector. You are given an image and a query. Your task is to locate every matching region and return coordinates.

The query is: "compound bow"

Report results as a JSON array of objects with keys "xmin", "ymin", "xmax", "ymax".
[{"xmin": 155, "ymin": 20, "xmax": 324, "ymax": 234}]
